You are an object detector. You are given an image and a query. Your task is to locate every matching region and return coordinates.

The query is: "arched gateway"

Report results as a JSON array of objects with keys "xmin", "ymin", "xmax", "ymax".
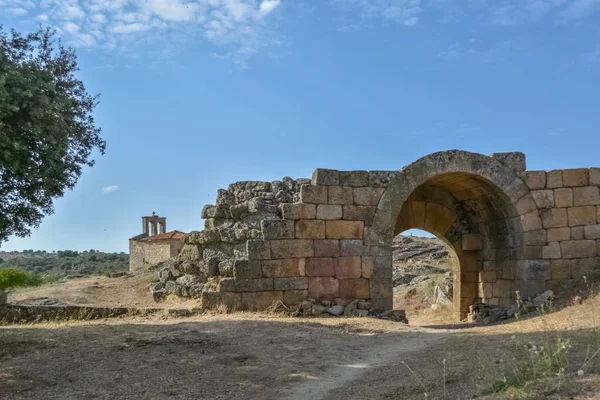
[{"xmin": 158, "ymin": 150, "xmax": 599, "ymax": 320}]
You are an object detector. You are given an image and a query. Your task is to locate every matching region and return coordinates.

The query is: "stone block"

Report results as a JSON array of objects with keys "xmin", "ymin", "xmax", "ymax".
[
  {"xmin": 550, "ymin": 259, "xmax": 571, "ymax": 280},
  {"xmin": 281, "ymin": 203, "xmax": 316, "ymax": 220},
  {"xmin": 369, "ymin": 279, "xmax": 392, "ymax": 298},
  {"xmin": 353, "ymin": 187, "xmax": 385, "ymax": 206},
  {"xmin": 373, "ymin": 255, "xmax": 393, "ymax": 280},
  {"xmin": 343, "ymin": 205, "xmax": 376, "ymax": 224},
  {"xmin": 270, "ymin": 240, "xmax": 314, "ymax": 259},
  {"xmin": 572, "ymin": 226, "xmax": 584, "ymax": 240},
  {"xmin": 523, "ymin": 229, "xmax": 547, "ymax": 246},
  {"xmin": 516, "ymin": 260, "xmax": 550, "ymax": 280},
  {"xmin": 247, "ymin": 240, "xmax": 271, "ymax": 260},
  {"xmin": 479, "ymin": 283, "xmax": 493, "ymax": 298},
  {"xmin": 519, "ymin": 246, "xmax": 543, "ymax": 259},
  {"xmin": 590, "ymin": 168, "xmax": 600, "ymax": 186},
  {"xmin": 531, "ymin": 190, "xmax": 554, "ymax": 209},
  {"xmin": 547, "ymin": 227, "xmax": 570, "ymax": 242},
  {"xmin": 314, "ymin": 240, "xmax": 340, "ymax": 257},
  {"xmin": 502, "ymin": 262, "xmax": 514, "ymax": 280},
  {"xmin": 308, "ymin": 277, "xmax": 339, "ymax": 298},
  {"xmin": 368, "ymin": 171, "xmax": 395, "ymax": 187},
  {"xmin": 262, "ymin": 258, "xmax": 305, "ymax": 277},
  {"xmin": 201, "ymin": 204, "xmax": 229, "ymax": 219},
  {"xmin": 326, "ymin": 220, "xmax": 364, "ymax": 239},
  {"xmin": 233, "ymin": 260, "xmax": 262, "ymax": 279},
  {"xmin": 328, "ymin": 186, "xmax": 353, "ymax": 205},
  {"xmin": 584, "ymin": 224, "xmax": 600, "ymax": 240},
  {"xmin": 274, "ymin": 277, "xmax": 308, "ymax": 291},
  {"xmin": 554, "ymin": 188, "xmax": 573, "ymax": 208},
  {"xmin": 312, "ymin": 168, "xmax": 339, "ymax": 186},
  {"xmin": 339, "ymin": 170, "xmax": 369, "ymax": 187},
  {"xmin": 571, "ymin": 258, "xmax": 600, "ymax": 279},
  {"xmin": 542, "ymin": 242, "xmax": 561, "ymax": 259},
  {"xmin": 339, "ymin": 279, "xmax": 369, "ymax": 299},
  {"xmin": 334, "ymin": 256, "xmax": 362, "ymax": 278},
  {"xmin": 316, "ymin": 204, "xmax": 343, "ymax": 220},
  {"xmin": 540, "ymin": 208, "xmax": 568, "ymax": 228},
  {"xmin": 515, "ymin": 195, "xmax": 537, "ymax": 215},
  {"xmin": 525, "ymin": 171, "xmax": 546, "ymax": 190},
  {"xmin": 370, "ymin": 246, "xmax": 392, "ymax": 256},
  {"xmin": 561, "ymin": 240, "xmax": 597, "ymax": 258},
  {"xmin": 201, "ymin": 292, "xmax": 242, "ymax": 309},
  {"xmin": 305, "ymin": 257, "xmax": 334, "ymax": 277},
  {"xmin": 241, "ymin": 291, "xmax": 283, "ymax": 311},
  {"xmin": 261, "ymin": 220, "xmax": 295, "ymax": 240},
  {"xmin": 568, "ymin": 206, "xmax": 597, "ymax": 226},
  {"xmin": 521, "ymin": 210, "xmax": 543, "ymax": 231},
  {"xmin": 295, "ymin": 220, "xmax": 326, "ymax": 239},
  {"xmin": 361, "ymin": 256, "xmax": 374, "ymax": 278},
  {"xmin": 573, "ymin": 186, "xmax": 600, "ymax": 206},
  {"xmin": 563, "ymin": 168, "xmax": 589, "ymax": 187},
  {"xmin": 300, "ymin": 184, "xmax": 328, "ymax": 204},
  {"xmin": 491, "ymin": 152, "xmax": 526, "ymax": 172},
  {"xmin": 515, "ymin": 280, "xmax": 546, "ymax": 300},
  {"xmin": 340, "ymin": 240, "xmax": 369, "ymax": 256},
  {"xmin": 547, "ymin": 170, "xmax": 563, "ymax": 189},
  {"xmin": 218, "ymin": 278, "xmax": 274, "ymax": 292},
  {"xmin": 283, "ymin": 290, "xmax": 308, "ymax": 305},
  {"xmin": 462, "ymin": 233, "xmax": 483, "ymax": 251}
]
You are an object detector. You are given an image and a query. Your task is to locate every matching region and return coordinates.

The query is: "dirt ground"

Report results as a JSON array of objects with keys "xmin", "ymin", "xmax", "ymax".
[{"xmin": 3, "ymin": 292, "xmax": 600, "ymax": 399}]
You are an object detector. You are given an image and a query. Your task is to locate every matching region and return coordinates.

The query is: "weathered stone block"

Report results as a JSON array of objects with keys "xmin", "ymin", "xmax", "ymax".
[
  {"xmin": 270, "ymin": 240, "xmax": 314, "ymax": 259},
  {"xmin": 547, "ymin": 170, "xmax": 563, "ymax": 189},
  {"xmin": 328, "ymin": 186, "xmax": 353, "ymax": 205},
  {"xmin": 274, "ymin": 277, "xmax": 308, "ymax": 291},
  {"xmin": 308, "ymin": 277, "xmax": 339, "ymax": 298},
  {"xmin": 554, "ymin": 188, "xmax": 573, "ymax": 208},
  {"xmin": 281, "ymin": 203, "xmax": 316, "ymax": 220},
  {"xmin": 340, "ymin": 240, "xmax": 369, "ymax": 256},
  {"xmin": 247, "ymin": 240, "xmax": 271, "ymax": 260},
  {"xmin": 261, "ymin": 220, "xmax": 295, "ymax": 240},
  {"xmin": 368, "ymin": 171, "xmax": 396, "ymax": 187},
  {"xmin": 540, "ymin": 208, "xmax": 568, "ymax": 228},
  {"xmin": 353, "ymin": 187, "xmax": 385, "ymax": 206},
  {"xmin": 518, "ymin": 246, "xmax": 543, "ymax": 259},
  {"xmin": 568, "ymin": 206, "xmax": 597, "ymax": 226},
  {"xmin": 361, "ymin": 256, "xmax": 374, "ymax": 278},
  {"xmin": 295, "ymin": 220, "xmax": 326, "ymax": 239},
  {"xmin": 491, "ymin": 152, "xmax": 526, "ymax": 172},
  {"xmin": 305, "ymin": 257, "xmax": 334, "ymax": 276},
  {"xmin": 561, "ymin": 240, "xmax": 597, "ymax": 258},
  {"xmin": 201, "ymin": 292, "xmax": 241, "ymax": 309},
  {"xmin": 314, "ymin": 240, "xmax": 340, "ymax": 257},
  {"xmin": 515, "ymin": 280, "xmax": 546, "ymax": 299},
  {"xmin": 493, "ymin": 280, "xmax": 512, "ymax": 298},
  {"xmin": 573, "ymin": 186, "xmax": 600, "ymax": 206},
  {"xmin": 283, "ymin": 290, "xmax": 307, "ymax": 305},
  {"xmin": 563, "ymin": 168, "xmax": 589, "ymax": 187},
  {"xmin": 218, "ymin": 278, "xmax": 274, "ymax": 292},
  {"xmin": 300, "ymin": 184, "xmax": 328, "ymax": 204},
  {"xmin": 521, "ymin": 210, "xmax": 543, "ymax": 231},
  {"xmin": 547, "ymin": 227, "xmax": 570, "ymax": 242},
  {"xmin": 342, "ymin": 205, "xmax": 376, "ymax": 224},
  {"xmin": 233, "ymin": 260, "xmax": 262, "ymax": 279},
  {"xmin": 316, "ymin": 204, "xmax": 343, "ymax": 220},
  {"xmin": 262, "ymin": 258, "xmax": 305, "ymax": 277},
  {"xmin": 203, "ymin": 243, "xmax": 234, "ymax": 260},
  {"xmin": 571, "ymin": 258, "xmax": 600, "ymax": 279},
  {"xmin": 462, "ymin": 234, "xmax": 483, "ymax": 251},
  {"xmin": 590, "ymin": 168, "xmax": 600, "ymax": 186},
  {"xmin": 334, "ymin": 256, "xmax": 362, "ymax": 278},
  {"xmin": 523, "ymin": 229, "xmax": 547, "ymax": 246},
  {"xmin": 531, "ymin": 190, "xmax": 554, "ymax": 209},
  {"xmin": 369, "ymin": 279, "xmax": 392, "ymax": 298},
  {"xmin": 515, "ymin": 195, "xmax": 537, "ymax": 215},
  {"xmin": 550, "ymin": 259, "xmax": 571, "ymax": 280},
  {"xmin": 479, "ymin": 283, "xmax": 493, "ymax": 298},
  {"xmin": 339, "ymin": 279, "xmax": 369, "ymax": 299},
  {"xmin": 572, "ymin": 226, "xmax": 584, "ymax": 240},
  {"xmin": 201, "ymin": 204, "xmax": 229, "ymax": 219},
  {"xmin": 542, "ymin": 242, "xmax": 561, "ymax": 259},
  {"xmin": 339, "ymin": 171, "xmax": 369, "ymax": 187},
  {"xmin": 326, "ymin": 220, "xmax": 364, "ymax": 239},
  {"xmin": 312, "ymin": 168, "xmax": 339, "ymax": 186},
  {"xmin": 242, "ymin": 291, "xmax": 283, "ymax": 310},
  {"xmin": 525, "ymin": 171, "xmax": 546, "ymax": 190},
  {"xmin": 584, "ymin": 224, "xmax": 600, "ymax": 240},
  {"xmin": 516, "ymin": 260, "xmax": 550, "ymax": 280},
  {"xmin": 370, "ymin": 246, "xmax": 392, "ymax": 256}
]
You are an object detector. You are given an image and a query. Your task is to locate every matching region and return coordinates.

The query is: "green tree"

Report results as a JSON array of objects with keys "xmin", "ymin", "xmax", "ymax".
[{"xmin": 0, "ymin": 26, "xmax": 105, "ymax": 244}]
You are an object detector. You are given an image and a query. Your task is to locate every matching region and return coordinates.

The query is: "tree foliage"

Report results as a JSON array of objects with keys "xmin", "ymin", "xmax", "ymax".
[{"xmin": 0, "ymin": 26, "xmax": 105, "ymax": 244}]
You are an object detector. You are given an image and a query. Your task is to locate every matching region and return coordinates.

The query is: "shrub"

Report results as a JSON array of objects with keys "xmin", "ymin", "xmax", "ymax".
[{"xmin": 0, "ymin": 268, "xmax": 42, "ymax": 290}]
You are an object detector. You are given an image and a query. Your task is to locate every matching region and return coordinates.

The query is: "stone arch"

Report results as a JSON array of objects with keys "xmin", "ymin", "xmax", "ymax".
[{"xmin": 368, "ymin": 150, "xmax": 543, "ymax": 319}]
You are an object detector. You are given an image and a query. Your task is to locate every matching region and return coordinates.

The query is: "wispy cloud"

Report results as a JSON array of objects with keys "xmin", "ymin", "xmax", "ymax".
[
  {"xmin": 101, "ymin": 185, "xmax": 119, "ymax": 193},
  {"xmin": 0, "ymin": 0, "xmax": 283, "ymax": 66},
  {"xmin": 331, "ymin": 0, "xmax": 422, "ymax": 27}
]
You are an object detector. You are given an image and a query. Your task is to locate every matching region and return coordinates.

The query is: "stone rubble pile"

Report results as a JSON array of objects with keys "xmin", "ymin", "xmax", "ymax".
[
  {"xmin": 467, "ymin": 290, "xmax": 555, "ymax": 324},
  {"xmin": 288, "ymin": 298, "xmax": 408, "ymax": 323}
]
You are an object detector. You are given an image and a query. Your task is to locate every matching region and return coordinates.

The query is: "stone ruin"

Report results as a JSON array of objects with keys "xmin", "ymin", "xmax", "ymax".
[{"xmin": 153, "ymin": 150, "xmax": 600, "ymax": 321}]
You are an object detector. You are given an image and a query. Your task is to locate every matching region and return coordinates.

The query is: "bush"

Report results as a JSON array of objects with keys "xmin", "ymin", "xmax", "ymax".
[{"xmin": 0, "ymin": 268, "xmax": 42, "ymax": 290}]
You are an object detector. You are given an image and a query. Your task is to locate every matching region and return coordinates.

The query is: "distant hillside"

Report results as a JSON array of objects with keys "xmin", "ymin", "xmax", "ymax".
[{"xmin": 0, "ymin": 250, "xmax": 129, "ymax": 279}]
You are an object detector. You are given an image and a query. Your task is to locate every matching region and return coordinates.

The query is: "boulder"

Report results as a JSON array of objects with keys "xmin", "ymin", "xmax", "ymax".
[
  {"xmin": 343, "ymin": 300, "xmax": 359, "ymax": 317},
  {"xmin": 327, "ymin": 305, "xmax": 345, "ymax": 316},
  {"xmin": 380, "ymin": 309, "xmax": 408, "ymax": 324}
]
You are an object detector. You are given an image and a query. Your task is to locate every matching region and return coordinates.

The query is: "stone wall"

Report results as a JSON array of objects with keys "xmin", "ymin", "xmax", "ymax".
[
  {"xmin": 155, "ymin": 151, "xmax": 600, "ymax": 320},
  {"xmin": 130, "ymin": 239, "xmax": 183, "ymax": 272}
]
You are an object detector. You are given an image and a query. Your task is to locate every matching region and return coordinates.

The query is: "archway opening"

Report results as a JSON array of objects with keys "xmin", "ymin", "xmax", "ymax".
[{"xmin": 394, "ymin": 171, "xmax": 522, "ymax": 320}]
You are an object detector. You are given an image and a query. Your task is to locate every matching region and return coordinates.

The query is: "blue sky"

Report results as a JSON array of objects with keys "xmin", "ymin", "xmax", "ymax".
[{"xmin": 1, "ymin": 0, "xmax": 600, "ymax": 252}]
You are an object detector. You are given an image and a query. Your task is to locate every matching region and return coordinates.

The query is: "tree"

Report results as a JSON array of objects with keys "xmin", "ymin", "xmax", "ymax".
[{"xmin": 0, "ymin": 26, "xmax": 105, "ymax": 244}]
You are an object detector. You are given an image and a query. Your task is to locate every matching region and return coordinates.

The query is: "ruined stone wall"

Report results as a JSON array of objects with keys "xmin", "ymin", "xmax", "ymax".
[{"xmin": 130, "ymin": 240, "xmax": 176, "ymax": 272}]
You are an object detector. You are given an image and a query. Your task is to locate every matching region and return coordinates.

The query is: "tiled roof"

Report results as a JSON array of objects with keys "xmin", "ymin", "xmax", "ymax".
[{"xmin": 142, "ymin": 230, "xmax": 185, "ymax": 242}]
